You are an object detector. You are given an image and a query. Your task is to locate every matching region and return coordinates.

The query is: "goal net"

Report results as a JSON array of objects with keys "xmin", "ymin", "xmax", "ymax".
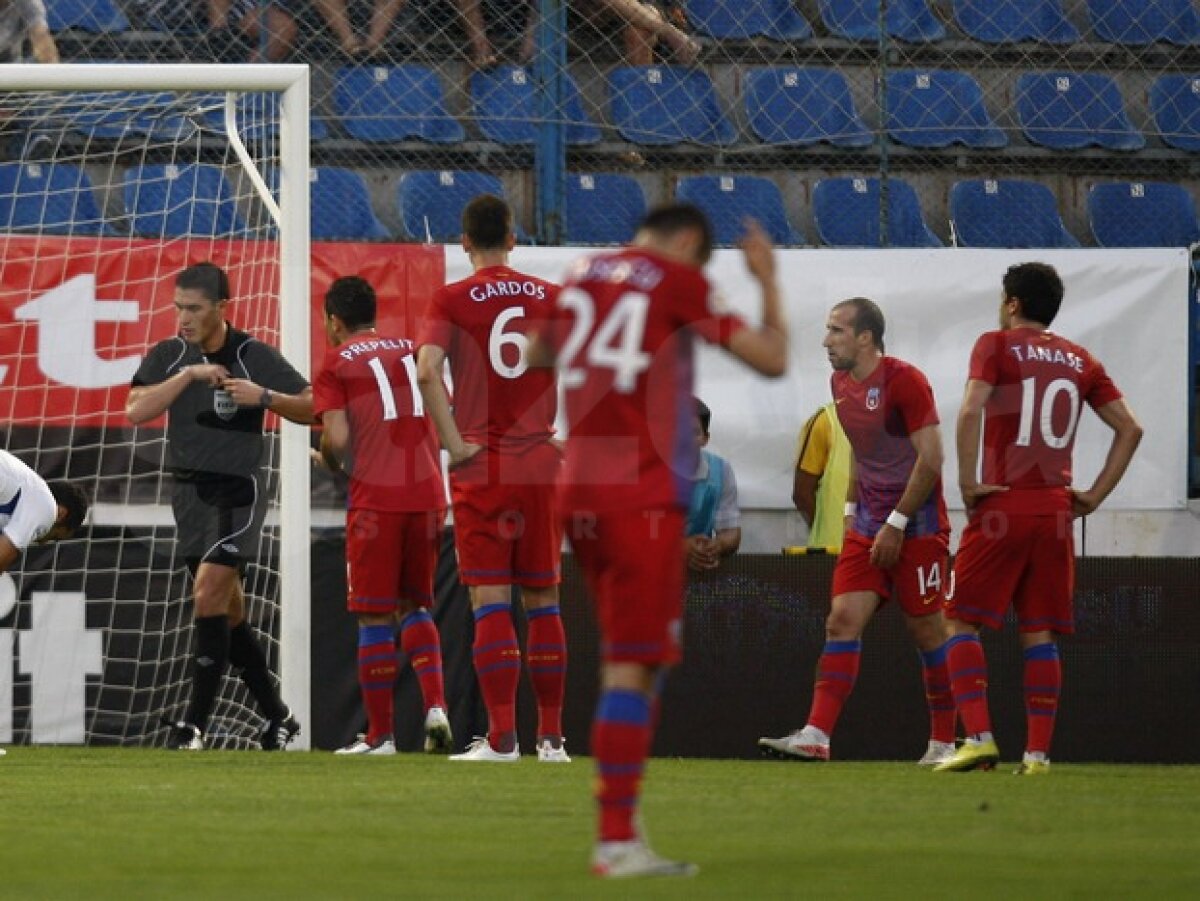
[{"xmin": 0, "ymin": 65, "xmax": 311, "ymax": 750}]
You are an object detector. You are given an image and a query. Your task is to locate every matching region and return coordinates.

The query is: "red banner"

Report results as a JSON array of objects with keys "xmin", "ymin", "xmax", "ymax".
[{"xmin": 0, "ymin": 235, "xmax": 444, "ymax": 426}]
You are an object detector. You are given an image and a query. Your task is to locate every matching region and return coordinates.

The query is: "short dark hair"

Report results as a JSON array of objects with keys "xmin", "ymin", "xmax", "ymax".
[
  {"xmin": 638, "ymin": 203, "xmax": 714, "ymax": 264},
  {"xmin": 176, "ymin": 262, "xmax": 230, "ymax": 303},
  {"xmin": 48, "ymin": 481, "xmax": 89, "ymax": 535},
  {"xmin": 324, "ymin": 276, "xmax": 377, "ymax": 330},
  {"xmin": 836, "ymin": 297, "xmax": 886, "ymax": 351},
  {"xmin": 463, "ymin": 194, "xmax": 513, "ymax": 250},
  {"xmin": 695, "ymin": 397, "xmax": 712, "ymax": 435},
  {"xmin": 1003, "ymin": 262, "xmax": 1064, "ymax": 327}
]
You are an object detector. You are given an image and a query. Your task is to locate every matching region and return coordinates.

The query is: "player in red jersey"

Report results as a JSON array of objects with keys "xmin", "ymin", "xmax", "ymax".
[
  {"xmin": 416, "ymin": 195, "xmax": 569, "ymax": 763},
  {"xmin": 534, "ymin": 204, "xmax": 788, "ymax": 878},
  {"xmin": 935, "ymin": 262, "xmax": 1142, "ymax": 774},
  {"xmin": 313, "ymin": 276, "xmax": 452, "ymax": 756},
  {"xmin": 759, "ymin": 297, "xmax": 956, "ymax": 766}
]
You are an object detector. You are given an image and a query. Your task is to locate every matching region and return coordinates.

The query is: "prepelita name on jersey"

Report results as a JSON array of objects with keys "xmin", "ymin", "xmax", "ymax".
[
  {"xmin": 568, "ymin": 256, "xmax": 664, "ymax": 291},
  {"xmin": 467, "ymin": 280, "xmax": 548, "ymax": 303},
  {"xmin": 338, "ymin": 337, "xmax": 417, "ymax": 361},
  {"xmin": 1007, "ymin": 341, "xmax": 1085, "ymax": 373}
]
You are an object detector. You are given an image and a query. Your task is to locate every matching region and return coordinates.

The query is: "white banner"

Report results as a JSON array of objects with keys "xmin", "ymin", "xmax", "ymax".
[{"xmin": 448, "ymin": 246, "xmax": 1189, "ymax": 511}]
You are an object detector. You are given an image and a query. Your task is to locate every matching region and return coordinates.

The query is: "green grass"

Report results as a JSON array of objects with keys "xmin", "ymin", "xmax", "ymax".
[{"xmin": 1, "ymin": 751, "xmax": 1198, "ymax": 899}]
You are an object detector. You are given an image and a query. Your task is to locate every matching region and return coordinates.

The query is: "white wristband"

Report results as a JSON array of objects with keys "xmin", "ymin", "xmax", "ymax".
[
  {"xmin": 886, "ymin": 509, "xmax": 909, "ymax": 531},
  {"xmin": 844, "ymin": 502, "xmax": 858, "ymax": 517}
]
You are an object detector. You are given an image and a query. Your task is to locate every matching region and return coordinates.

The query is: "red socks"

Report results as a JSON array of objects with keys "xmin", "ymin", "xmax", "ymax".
[
  {"xmin": 1023, "ymin": 642, "xmax": 1061, "ymax": 756},
  {"xmin": 357, "ymin": 624, "xmax": 397, "ymax": 743},
  {"xmin": 806, "ymin": 640, "xmax": 861, "ymax": 736},
  {"xmin": 400, "ymin": 609, "xmax": 446, "ymax": 712},
  {"xmin": 526, "ymin": 606, "xmax": 567, "ymax": 741},
  {"xmin": 946, "ymin": 633, "xmax": 992, "ymax": 738},
  {"xmin": 920, "ymin": 644, "xmax": 956, "ymax": 744},
  {"xmin": 472, "ymin": 603, "xmax": 521, "ymax": 752},
  {"xmin": 592, "ymin": 689, "xmax": 653, "ymax": 843}
]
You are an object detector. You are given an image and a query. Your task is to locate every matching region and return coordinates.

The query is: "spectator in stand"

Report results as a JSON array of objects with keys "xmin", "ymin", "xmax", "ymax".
[
  {"xmin": 792, "ymin": 402, "xmax": 852, "ymax": 553},
  {"xmin": 208, "ymin": 0, "xmax": 299, "ymax": 63},
  {"xmin": 515, "ymin": 0, "xmax": 699, "ymax": 67},
  {"xmin": 685, "ymin": 398, "xmax": 741, "ymax": 572},
  {"xmin": 0, "ymin": 0, "xmax": 59, "ymax": 63}
]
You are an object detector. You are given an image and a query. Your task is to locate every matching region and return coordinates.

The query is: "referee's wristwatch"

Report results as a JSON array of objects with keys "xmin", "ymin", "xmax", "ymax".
[{"xmin": 260, "ymin": 387, "xmax": 272, "ymax": 408}]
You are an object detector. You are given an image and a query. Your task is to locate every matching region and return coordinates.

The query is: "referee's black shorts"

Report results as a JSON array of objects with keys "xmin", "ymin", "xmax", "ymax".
[{"xmin": 171, "ymin": 473, "xmax": 267, "ymax": 574}]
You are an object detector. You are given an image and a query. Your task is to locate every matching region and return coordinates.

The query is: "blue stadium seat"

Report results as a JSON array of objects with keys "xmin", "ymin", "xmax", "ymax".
[
  {"xmin": 675, "ymin": 175, "xmax": 803, "ymax": 246},
  {"xmin": 396, "ymin": 171, "xmax": 506, "ymax": 242},
  {"xmin": 469, "ymin": 66, "xmax": 600, "ymax": 146},
  {"xmin": 818, "ymin": 0, "xmax": 945, "ymax": 42},
  {"xmin": 564, "ymin": 173, "xmax": 647, "ymax": 245},
  {"xmin": 309, "ymin": 168, "xmax": 390, "ymax": 241},
  {"xmin": 1086, "ymin": 0, "xmax": 1200, "ymax": 46},
  {"xmin": 950, "ymin": 180, "xmax": 1079, "ymax": 248},
  {"xmin": 686, "ymin": 0, "xmax": 812, "ymax": 39},
  {"xmin": 812, "ymin": 177, "xmax": 941, "ymax": 247},
  {"xmin": 0, "ymin": 162, "xmax": 112, "ymax": 236},
  {"xmin": 46, "ymin": 0, "xmax": 129, "ymax": 32},
  {"xmin": 608, "ymin": 66, "xmax": 736, "ymax": 146},
  {"xmin": 1150, "ymin": 74, "xmax": 1200, "ymax": 151},
  {"xmin": 745, "ymin": 68, "xmax": 872, "ymax": 148},
  {"xmin": 953, "ymin": 0, "xmax": 1080, "ymax": 44},
  {"xmin": 886, "ymin": 71, "xmax": 1006, "ymax": 148},
  {"xmin": 65, "ymin": 91, "xmax": 196, "ymax": 140},
  {"xmin": 123, "ymin": 164, "xmax": 246, "ymax": 238},
  {"xmin": 1016, "ymin": 72, "xmax": 1144, "ymax": 150},
  {"xmin": 200, "ymin": 92, "xmax": 330, "ymax": 143},
  {"xmin": 333, "ymin": 66, "xmax": 465, "ymax": 144},
  {"xmin": 1087, "ymin": 182, "xmax": 1200, "ymax": 247}
]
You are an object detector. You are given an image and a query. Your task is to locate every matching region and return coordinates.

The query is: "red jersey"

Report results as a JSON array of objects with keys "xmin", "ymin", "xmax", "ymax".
[
  {"xmin": 833, "ymin": 357, "xmax": 948, "ymax": 538},
  {"xmin": 419, "ymin": 265, "xmax": 558, "ymax": 453},
  {"xmin": 548, "ymin": 247, "xmax": 747, "ymax": 513},
  {"xmin": 969, "ymin": 326, "xmax": 1122, "ymax": 514},
  {"xmin": 313, "ymin": 333, "xmax": 445, "ymax": 513}
]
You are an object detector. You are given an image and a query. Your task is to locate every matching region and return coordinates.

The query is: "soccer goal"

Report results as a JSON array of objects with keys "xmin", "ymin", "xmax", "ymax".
[{"xmin": 0, "ymin": 65, "xmax": 311, "ymax": 749}]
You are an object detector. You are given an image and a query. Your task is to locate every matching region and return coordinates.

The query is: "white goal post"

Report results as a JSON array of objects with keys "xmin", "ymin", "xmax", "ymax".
[{"xmin": 2, "ymin": 64, "xmax": 312, "ymax": 748}]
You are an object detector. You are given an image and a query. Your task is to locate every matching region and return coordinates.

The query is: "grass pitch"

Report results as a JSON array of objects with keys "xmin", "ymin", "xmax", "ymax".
[{"xmin": 1, "ymin": 750, "xmax": 1198, "ymax": 899}]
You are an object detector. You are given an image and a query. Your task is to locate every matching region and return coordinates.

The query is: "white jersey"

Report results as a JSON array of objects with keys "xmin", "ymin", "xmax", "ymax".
[{"xmin": 0, "ymin": 450, "xmax": 57, "ymax": 550}]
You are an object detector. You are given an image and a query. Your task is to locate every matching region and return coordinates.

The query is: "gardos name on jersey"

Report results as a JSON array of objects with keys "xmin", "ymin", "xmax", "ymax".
[
  {"xmin": 468, "ymin": 280, "xmax": 547, "ymax": 302},
  {"xmin": 339, "ymin": 337, "xmax": 416, "ymax": 361},
  {"xmin": 1007, "ymin": 341, "xmax": 1085, "ymax": 373}
]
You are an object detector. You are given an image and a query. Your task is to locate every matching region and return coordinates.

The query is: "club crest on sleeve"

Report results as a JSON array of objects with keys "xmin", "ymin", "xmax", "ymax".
[
  {"xmin": 214, "ymin": 388, "xmax": 238, "ymax": 421},
  {"xmin": 866, "ymin": 387, "xmax": 881, "ymax": 411}
]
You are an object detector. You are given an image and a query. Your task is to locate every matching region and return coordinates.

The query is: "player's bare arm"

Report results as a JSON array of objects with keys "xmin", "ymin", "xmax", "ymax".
[
  {"xmin": 870, "ymin": 424, "xmax": 943, "ymax": 570},
  {"xmin": 792, "ymin": 467, "xmax": 818, "ymax": 525},
  {"xmin": 319, "ymin": 408, "xmax": 351, "ymax": 473},
  {"xmin": 1071, "ymin": 397, "xmax": 1143, "ymax": 518},
  {"xmin": 727, "ymin": 219, "xmax": 788, "ymax": 377},
  {"xmin": 125, "ymin": 363, "xmax": 229, "ymax": 424},
  {"xmin": 415, "ymin": 344, "xmax": 483, "ymax": 467},
  {"xmin": 956, "ymin": 378, "xmax": 1009, "ymax": 511},
  {"xmin": 0, "ymin": 535, "xmax": 20, "ymax": 574},
  {"xmin": 222, "ymin": 379, "xmax": 314, "ymax": 425}
]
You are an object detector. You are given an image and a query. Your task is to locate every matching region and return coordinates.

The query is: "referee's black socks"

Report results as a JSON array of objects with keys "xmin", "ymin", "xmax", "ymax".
[
  {"xmin": 187, "ymin": 614, "xmax": 231, "ymax": 731},
  {"xmin": 229, "ymin": 620, "xmax": 288, "ymax": 722}
]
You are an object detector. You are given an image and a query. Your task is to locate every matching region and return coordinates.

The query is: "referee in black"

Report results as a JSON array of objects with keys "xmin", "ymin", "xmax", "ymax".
[{"xmin": 127, "ymin": 262, "xmax": 313, "ymax": 750}]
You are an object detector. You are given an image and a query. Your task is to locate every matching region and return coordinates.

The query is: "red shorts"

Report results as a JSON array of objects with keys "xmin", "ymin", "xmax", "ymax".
[
  {"xmin": 832, "ymin": 529, "xmax": 950, "ymax": 617},
  {"xmin": 450, "ymin": 442, "xmax": 562, "ymax": 588},
  {"xmin": 346, "ymin": 508, "xmax": 443, "ymax": 614},
  {"xmin": 566, "ymin": 507, "xmax": 685, "ymax": 666},
  {"xmin": 947, "ymin": 511, "xmax": 1075, "ymax": 634}
]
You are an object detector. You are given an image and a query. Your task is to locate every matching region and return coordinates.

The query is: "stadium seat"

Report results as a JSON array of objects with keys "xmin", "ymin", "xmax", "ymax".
[
  {"xmin": 396, "ymin": 170, "xmax": 507, "ymax": 242},
  {"xmin": 333, "ymin": 66, "xmax": 465, "ymax": 144},
  {"xmin": 1015, "ymin": 72, "xmax": 1144, "ymax": 151},
  {"xmin": 745, "ymin": 68, "xmax": 872, "ymax": 148},
  {"xmin": 952, "ymin": 0, "xmax": 1080, "ymax": 44},
  {"xmin": 0, "ymin": 162, "xmax": 113, "ymax": 236},
  {"xmin": 1086, "ymin": 0, "xmax": 1200, "ymax": 46},
  {"xmin": 200, "ymin": 93, "xmax": 330, "ymax": 143},
  {"xmin": 123, "ymin": 163, "xmax": 247, "ymax": 238},
  {"xmin": 469, "ymin": 66, "xmax": 600, "ymax": 146},
  {"xmin": 1149, "ymin": 75, "xmax": 1200, "ymax": 151},
  {"xmin": 1087, "ymin": 182, "xmax": 1200, "ymax": 247},
  {"xmin": 675, "ymin": 175, "xmax": 803, "ymax": 246},
  {"xmin": 811, "ymin": 177, "xmax": 941, "ymax": 247},
  {"xmin": 818, "ymin": 0, "xmax": 945, "ymax": 42},
  {"xmin": 309, "ymin": 168, "xmax": 390, "ymax": 241},
  {"xmin": 46, "ymin": 0, "xmax": 129, "ymax": 32},
  {"xmin": 885, "ymin": 71, "xmax": 1007, "ymax": 148},
  {"xmin": 608, "ymin": 66, "xmax": 736, "ymax": 146},
  {"xmin": 949, "ymin": 179, "xmax": 1079, "ymax": 248},
  {"xmin": 686, "ymin": 0, "xmax": 813, "ymax": 40},
  {"xmin": 65, "ymin": 91, "xmax": 198, "ymax": 141},
  {"xmin": 564, "ymin": 173, "xmax": 647, "ymax": 245}
]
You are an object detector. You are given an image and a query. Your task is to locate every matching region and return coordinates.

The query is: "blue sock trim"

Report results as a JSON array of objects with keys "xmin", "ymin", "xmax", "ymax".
[
  {"xmin": 473, "ymin": 603, "xmax": 511, "ymax": 622},
  {"xmin": 920, "ymin": 644, "xmax": 948, "ymax": 667},
  {"xmin": 824, "ymin": 639, "xmax": 862, "ymax": 655},
  {"xmin": 358, "ymin": 624, "xmax": 393, "ymax": 648},
  {"xmin": 945, "ymin": 633, "xmax": 981, "ymax": 652},
  {"xmin": 595, "ymin": 689, "xmax": 651, "ymax": 727},
  {"xmin": 1023, "ymin": 642, "xmax": 1059, "ymax": 662},
  {"xmin": 526, "ymin": 605, "xmax": 561, "ymax": 620},
  {"xmin": 400, "ymin": 608, "xmax": 433, "ymax": 630}
]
